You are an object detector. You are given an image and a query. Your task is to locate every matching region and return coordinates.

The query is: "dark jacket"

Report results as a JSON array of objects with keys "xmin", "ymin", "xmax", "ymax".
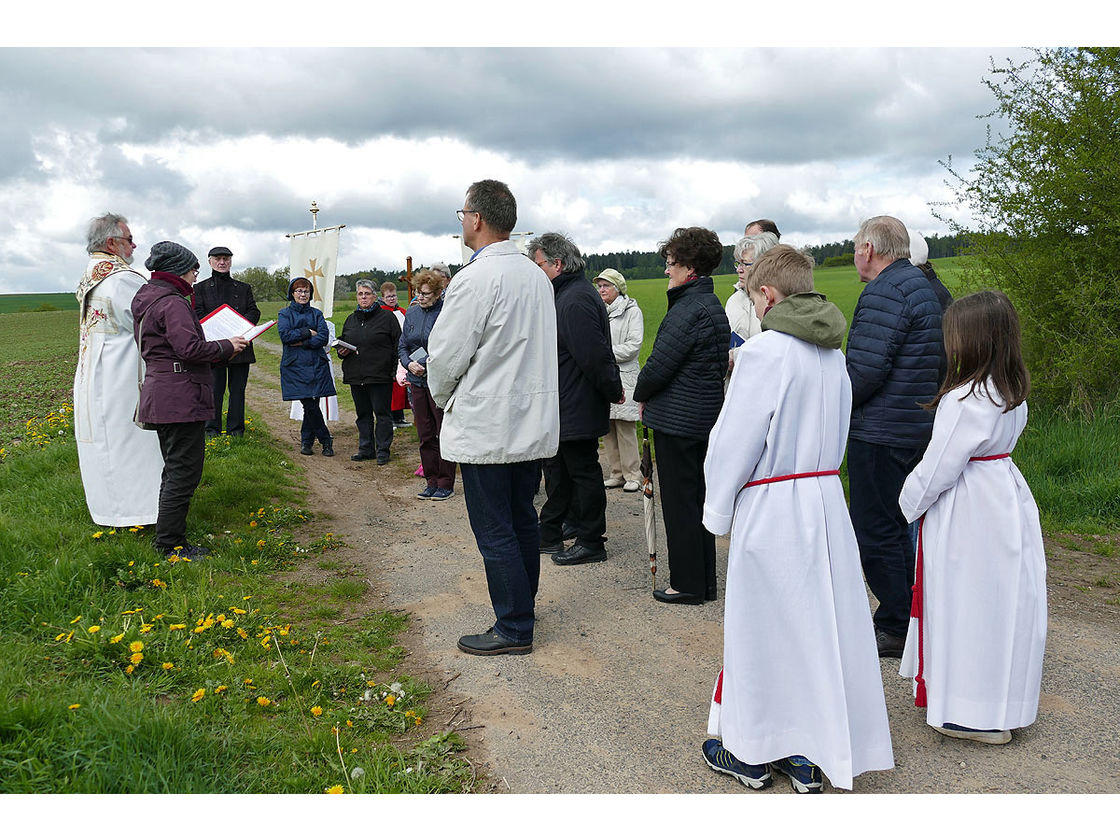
[
  {"xmin": 553, "ymin": 269, "xmax": 623, "ymax": 441},
  {"xmin": 192, "ymin": 272, "xmax": 260, "ymax": 365},
  {"xmin": 132, "ymin": 274, "xmax": 235, "ymax": 424},
  {"xmin": 338, "ymin": 306, "xmax": 402, "ymax": 386},
  {"xmin": 633, "ymin": 275, "xmax": 730, "ymax": 439},
  {"xmin": 846, "ymin": 259, "xmax": 944, "ymax": 449},
  {"xmin": 398, "ymin": 296, "xmax": 443, "ymax": 389},
  {"xmin": 278, "ymin": 279, "xmax": 337, "ymax": 401}
]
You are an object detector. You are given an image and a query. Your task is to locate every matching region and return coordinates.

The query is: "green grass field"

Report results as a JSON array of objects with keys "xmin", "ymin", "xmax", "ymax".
[{"xmin": 0, "ymin": 293, "xmax": 78, "ymax": 313}]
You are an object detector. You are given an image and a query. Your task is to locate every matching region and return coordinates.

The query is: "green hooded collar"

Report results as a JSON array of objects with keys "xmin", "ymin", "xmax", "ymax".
[{"xmin": 760, "ymin": 292, "xmax": 847, "ymax": 350}]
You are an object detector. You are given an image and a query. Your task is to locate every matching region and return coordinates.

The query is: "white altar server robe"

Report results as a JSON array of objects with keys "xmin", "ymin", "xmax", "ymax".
[
  {"xmin": 74, "ymin": 256, "xmax": 162, "ymax": 526},
  {"xmin": 703, "ymin": 329, "xmax": 893, "ymax": 790},
  {"xmin": 899, "ymin": 381, "xmax": 1047, "ymax": 731}
]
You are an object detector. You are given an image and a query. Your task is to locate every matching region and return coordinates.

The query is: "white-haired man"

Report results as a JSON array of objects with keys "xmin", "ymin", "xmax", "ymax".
[{"xmin": 74, "ymin": 212, "xmax": 163, "ymax": 526}]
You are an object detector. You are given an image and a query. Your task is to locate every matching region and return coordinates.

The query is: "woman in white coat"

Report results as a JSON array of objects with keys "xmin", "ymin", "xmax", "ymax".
[{"xmin": 594, "ymin": 269, "xmax": 644, "ymax": 492}]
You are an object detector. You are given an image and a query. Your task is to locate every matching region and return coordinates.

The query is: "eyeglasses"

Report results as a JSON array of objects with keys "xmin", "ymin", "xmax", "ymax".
[
  {"xmin": 292, "ymin": 287, "xmax": 312, "ymax": 295},
  {"xmin": 416, "ymin": 289, "xmax": 436, "ymax": 297},
  {"xmin": 734, "ymin": 260, "xmax": 753, "ymax": 269},
  {"xmin": 111, "ymin": 235, "xmax": 135, "ymax": 245},
  {"xmin": 456, "ymin": 209, "xmax": 479, "ymax": 222},
  {"xmin": 665, "ymin": 259, "xmax": 678, "ymax": 268}
]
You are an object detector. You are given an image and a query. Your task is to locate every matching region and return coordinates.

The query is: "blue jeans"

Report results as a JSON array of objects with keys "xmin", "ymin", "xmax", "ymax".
[
  {"xmin": 460, "ymin": 461, "xmax": 541, "ymax": 645},
  {"xmin": 847, "ymin": 437, "xmax": 923, "ymax": 637}
]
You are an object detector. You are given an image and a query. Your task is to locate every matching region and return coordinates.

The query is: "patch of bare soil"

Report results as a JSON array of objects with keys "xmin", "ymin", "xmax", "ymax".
[{"xmin": 243, "ymin": 344, "xmax": 1120, "ymax": 794}]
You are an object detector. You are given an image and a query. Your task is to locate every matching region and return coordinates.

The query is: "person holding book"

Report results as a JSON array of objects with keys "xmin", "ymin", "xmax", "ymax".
[
  {"xmin": 131, "ymin": 241, "xmax": 248, "ymax": 560},
  {"xmin": 379, "ymin": 281, "xmax": 410, "ymax": 428},
  {"xmin": 193, "ymin": 246, "xmax": 259, "ymax": 438},
  {"xmin": 398, "ymin": 269, "xmax": 456, "ymax": 498},
  {"xmin": 336, "ymin": 279, "xmax": 401, "ymax": 464}
]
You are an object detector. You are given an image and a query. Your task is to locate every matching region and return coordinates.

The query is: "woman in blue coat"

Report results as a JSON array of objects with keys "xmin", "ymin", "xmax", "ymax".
[{"xmin": 278, "ymin": 276, "xmax": 337, "ymax": 456}]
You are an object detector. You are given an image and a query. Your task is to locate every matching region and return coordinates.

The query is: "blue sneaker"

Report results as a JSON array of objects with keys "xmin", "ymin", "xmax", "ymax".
[
  {"xmin": 417, "ymin": 486, "xmax": 436, "ymax": 499},
  {"xmin": 701, "ymin": 739, "xmax": 772, "ymax": 790},
  {"xmin": 430, "ymin": 488, "xmax": 454, "ymax": 501},
  {"xmin": 770, "ymin": 755, "xmax": 823, "ymax": 793}
]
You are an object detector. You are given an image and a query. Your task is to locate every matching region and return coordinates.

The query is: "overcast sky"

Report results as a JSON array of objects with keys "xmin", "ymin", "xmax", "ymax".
[{"xmin": 0, "ymin": 20, "xmax": 1058, "ymax": 293}]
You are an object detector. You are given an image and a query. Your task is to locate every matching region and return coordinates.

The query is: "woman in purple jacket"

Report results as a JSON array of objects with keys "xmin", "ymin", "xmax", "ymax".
[{"xmin": 132, "ymin": 241, "xmax": 247, "ymax": 560}]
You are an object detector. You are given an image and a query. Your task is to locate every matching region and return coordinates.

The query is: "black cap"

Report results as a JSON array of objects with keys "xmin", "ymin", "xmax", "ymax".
[{"xmin": 208, "ymin": 246, "xmax": 233, "ymax": 258}]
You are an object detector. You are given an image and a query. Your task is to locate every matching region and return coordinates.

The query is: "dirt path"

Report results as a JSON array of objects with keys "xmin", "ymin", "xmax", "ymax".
[{"xmin": 245, "ymin": 346, "xmax": 1120, "ymax": 794}]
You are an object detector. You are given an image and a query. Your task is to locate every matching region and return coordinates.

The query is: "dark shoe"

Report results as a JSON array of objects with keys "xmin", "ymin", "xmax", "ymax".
[
  {"xmin": 321, "ymin": 444, "xmax": 335, "ymax": 457},
  {"xmin": 377, "ymin": 454, "xmax": 390, "ymax": 465},
  {"xmin": 552, "ymin": 544, "xmax": 607, "ymax": 565},
  {"xmin": 702, "ymin": 739, "xmax": 772, "ymax": 790},
  {"xmin": 417, "ymin": 485, "xmax": 436, "ymax": 499},
  {"xmin": 430, "ymin": 488, "xmax": 454, "ymax": 500},
  {"xmin": 539, "ymin": 540, "xmax": 565, "ymax": 554},
  {"xmin": 457, "ymin": 627, "xmax": 532, "ymax": 656},
  {"xmin": 653, "ymin": 589, "xmax": 703, "ymax": 605},
  {"xmin": 770, "ymin": 755, "xmax": 823, "ymax": 793},
  {"xmin": 300, "ymin": 445, "xmax": 314, "ymax": 456},
  {"xmin": 932, "ymin": 723, "xmax": 1012, "ymax": 744},
  {"xmin": 876, "ymin": 629, "xmax": 906, "ymax": 658},
  {"xmin": 351, "ymin": 452, "xmax": 374, "ymax": 462},
  {"xmin": 163, "ymin": 543, "xmax": 210, "ymax": 561}
]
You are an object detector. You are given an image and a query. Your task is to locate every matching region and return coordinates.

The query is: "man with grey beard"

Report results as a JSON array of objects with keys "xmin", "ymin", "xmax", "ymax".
[{"xmin": 74, "ymin": 212, "xmax": 163, "ymax": 527}]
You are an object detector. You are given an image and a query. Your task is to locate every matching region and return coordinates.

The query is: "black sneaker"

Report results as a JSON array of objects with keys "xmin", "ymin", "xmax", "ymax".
[
  {"xmin": 164, "ymin": 543, "xmax": 211, "ymax": 561},
  {"xmin": 876, "ymin": 629, "xmax": 906, "ymax": 658},
  {"xmin": 932, "ymin": 723, "xmax": 1012, "ymax": 744},
  {"xmin": 702, "ymin": 739, "xmax": 772, "ymax": 790},
  {"xmin": 551, "ymin": 544, "xmax": 607, "ymax": 565},
  {"xmin": 770, "ymin": 755, "xmax": 823, "ymax": 793},
  {"xmin": 457, "ymin": 627, "xmax": 532, "ymax": 656},
  {"xmin": 300, "ymin": 445, "xmax": 314, "ymax": 456},
  {"xmin": 321, "ymin": 444, "xmax": 335, "ymax": 457}
]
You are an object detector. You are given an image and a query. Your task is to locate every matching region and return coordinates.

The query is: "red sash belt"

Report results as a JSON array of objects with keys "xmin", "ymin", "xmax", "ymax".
[
  {"xmin": 910, "ymin": 452, "xmax": 1011, "ymax": 708},
  {"xmin": 742, "ymin": 469, "xmax": 840, "ymax": 490}
]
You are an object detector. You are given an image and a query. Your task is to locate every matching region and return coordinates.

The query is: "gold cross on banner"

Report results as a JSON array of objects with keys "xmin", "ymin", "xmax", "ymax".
[{"xmin": 304, "ymin": 258, "xmax": 326, "ymax": 303}]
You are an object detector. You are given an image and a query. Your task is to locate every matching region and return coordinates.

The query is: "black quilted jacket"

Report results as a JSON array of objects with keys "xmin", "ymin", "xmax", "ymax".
[
  {"xmin": 633, "ymin": 276, "xmax": 729, "ymax": 439},
  {"xmin": 845, "ymin": 259, "xmax": 944, "ymax": 448}
]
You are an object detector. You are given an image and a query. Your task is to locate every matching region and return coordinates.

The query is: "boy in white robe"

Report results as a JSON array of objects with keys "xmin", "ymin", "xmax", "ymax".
[{"xmin": 701, "ymin": 245, "xmax": 894, "ymax": 793}]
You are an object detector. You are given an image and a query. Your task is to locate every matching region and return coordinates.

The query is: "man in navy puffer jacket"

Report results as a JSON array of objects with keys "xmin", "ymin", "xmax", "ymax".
[{"xmin": 845, "ymin": 216, "xmax": 943, "ymax": 658}]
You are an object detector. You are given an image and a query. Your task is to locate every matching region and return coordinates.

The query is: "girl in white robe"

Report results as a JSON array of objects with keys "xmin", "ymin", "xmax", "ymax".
[
  {"xmin": 899, "ymin": 290, "xmax": 1046, "ymax": 742},
  {"xmin": 702, "ymin": 246, "xmax": 894, "ymax": 792}
]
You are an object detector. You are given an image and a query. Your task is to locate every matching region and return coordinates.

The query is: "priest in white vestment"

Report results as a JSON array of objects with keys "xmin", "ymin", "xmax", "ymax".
[
  {"xmin": 702, "ymin": 246, "xmax": 893, "ymax": 792},
  {"xmin": 73, "ymin": 213, "xmax": 163, "ymax": 526}
]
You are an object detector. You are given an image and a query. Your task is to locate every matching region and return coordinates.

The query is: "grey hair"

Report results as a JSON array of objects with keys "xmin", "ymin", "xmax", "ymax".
[
  {"xmin": 734, "ymin": 231, "xmax": 780, "ymax": 262},
  {"xmin": 527, "ymin": 232, "xmax": 584, "ymax": 273},
  {"xmin": 465, "ymin": 179, "xmax": 517, "ymax": 234},
  {"xmin": 87, "ymin": 212, "xmax": 128, "ymax": 254},
  {"xmin": 355, "ymin": 279, "xmax": 376, "ymax": 293},
  {"xmin": 855, "ymin": 215, "xmax": 911, "ymax": 261}
]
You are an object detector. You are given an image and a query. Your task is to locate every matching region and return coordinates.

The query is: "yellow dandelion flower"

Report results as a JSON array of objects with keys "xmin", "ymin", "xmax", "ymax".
[
  {"xmin": 162, "ymin": 662, "xmax": 174, "ymax": 670},
  {"xmin": 216, "ymin": 614, "xmax": 226, "ymax": 623},
  {"xmin": 129, "ymin": 641, "xmax": 144, "ymax": 652},
  {"xmin": 325, "ymin": 785, "xmax": 344, "ymax": 794},
  {"xmin": 215, "ymin": 685, "xmax": 227, "ymax": 694},
  {"xmin": 257, "ymin": 696, "xmax": 271, "ymax": 707},
  {"xmin": 351, "ymin": 748, "xmax": 357, "ymax": 753},
  {"xmin": 191, "ymin": 688, "xmax": 206, "ymax": 702},
  {"xmin": 88, "ymin": 625, "xmax": 101, "ymax": 633},
  {"xmin": 385, "ymin": 695, "xmax": 395, "ymax": 707},
  {"xmin": 54, "ymin": 632, "xmax": 66, "ymax": 642},
  {"xmin": 168, "ymin": 624, "xmax": 186, "ymax": 631},
  {"xmin": 92, "ymin": 532, "xmax": 103, "ymax": 539},
  {"xmin": 242, "ymin": 595, "xmax": 252, "ymax": 601},
  {"xmin": 130, "ymin": 652, "xmax": 143, "ymax": 665},
  {"xmin": 404, "ymin": 710, "xmax": 415, "ymax": 720},
  {"xmin": 68, "ymin": 703, "xmax": 81, "ymax": 710},
  {"xmin": 256, "ymin": 539, "xmax": 266, "ymax": 549},
  {"xmin": 346, "ymin": 719, "xmax": 353, "ymax": 727},
  {"xmin": 244, "ymin": 678, "xmax": 254, "ymax": 684},
  {"xmin": 140, "ymin": 623, "xmax": 153, "ymax": 633},
  {"xmin": 125, "ymin": 664, "xmax": 135, "ymax": 674},
  {"xmin": 311, "ymin": 680, "xmax": 320, "ymax": 687},
  {"xmin": 250, "ymin": 559, "xmax": 259, "ymax": 565},
  {"xmin": 236, "ymin": 627, "xmax": 248, "ymax": 640},
  {"xmin": 151, "ymin": 579, "xmax": 166, "ymax": 589},
  {"xmin": 70, "ymin": 615, "xmax": 82, "ymax": 625},
  {"xmin": 250, "ymin": 521, "xmax": 257, "ymax": 528},
  {"xmin": 221, "ymin": 619, "xmax": 234, "ymax": 629},
  {"xmin": 108, "ymin": 529, "xmax": 117, "ymax": 535},
  {"xmin": 110, "ymin": 633, "xmax": 124, "ymax": 643},
  {"xmin": 311, "ymin": 706, "xmax": 323, "ymax": 717},
  {"xmin": 64, "ymin": 631, "xmax": 74, "ymax": 643},
  {"xmin": 232, "ymin": 607, "xmax": 247, "ymax": 615},
  {"xmin": 414, "ymin": 717, "xmax": 422, "ymax": 726}
]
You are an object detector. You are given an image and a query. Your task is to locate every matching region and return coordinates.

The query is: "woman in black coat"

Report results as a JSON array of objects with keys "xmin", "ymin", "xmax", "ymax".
[
  {"xmin": 633, "ymin": 227, "xmax": 730, "ymax": 605},
  {"xmin": 335, "ymin": 279, "xmax": 402, "ymax": 465}
]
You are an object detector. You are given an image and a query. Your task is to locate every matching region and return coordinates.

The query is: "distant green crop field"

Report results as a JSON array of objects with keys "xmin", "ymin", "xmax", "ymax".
[
  {"xmin": 0, "ymin": 310, "xmax": 77, "ymax": 446},
  {"xmin": 0, "ymin": 293, "xmax": 79, "ymax": 314}
]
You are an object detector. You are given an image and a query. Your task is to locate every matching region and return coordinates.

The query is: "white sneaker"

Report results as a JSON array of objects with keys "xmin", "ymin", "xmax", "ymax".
[
  {"xmin": 622, "ymin": 480, "xmax": 640, "ymax": 492},
  {"xmin": 603, "ymin": 477, "xmax": 624, "ymax": 488}
]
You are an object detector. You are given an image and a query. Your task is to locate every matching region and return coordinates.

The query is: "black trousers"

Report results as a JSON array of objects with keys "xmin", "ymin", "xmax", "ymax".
[
  {"xmin": 207, "ymin": 364, "xmax": 250, "ymax": 435},
  {"xmin": 654, "ymin": 430, "xmax": 716, "ymax": 598},
  {"xmin": 539, "ymin": 437, "xmax": 607, "ymax": 547},
  {"xmin": 154, "ymin": 421, "xmax": 206, "ymax": 551},
  {"xmin": 351, "ymin": 382, "xmax": 393, "ymax": 458},
  {"xmin": 847, "ymin": 437, "xmax": 922, "ymax": 637}
]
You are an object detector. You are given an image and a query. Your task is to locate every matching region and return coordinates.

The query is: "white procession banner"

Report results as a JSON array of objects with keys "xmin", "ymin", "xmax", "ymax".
[{"xmin": 289, "ymin": 228, "xmax": 339, "ymax": 319}]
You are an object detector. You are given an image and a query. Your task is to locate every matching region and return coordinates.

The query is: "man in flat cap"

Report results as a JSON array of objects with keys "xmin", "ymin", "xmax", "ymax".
[{"xmin": 193, "ymin": 246, "xmax": 260, "ymax": 437}]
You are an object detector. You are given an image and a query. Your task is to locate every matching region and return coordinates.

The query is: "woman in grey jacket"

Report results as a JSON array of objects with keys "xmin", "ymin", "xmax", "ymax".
[{"xmin": 594, "ymin": 268, "xmax": 644, "ymax": 492}]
